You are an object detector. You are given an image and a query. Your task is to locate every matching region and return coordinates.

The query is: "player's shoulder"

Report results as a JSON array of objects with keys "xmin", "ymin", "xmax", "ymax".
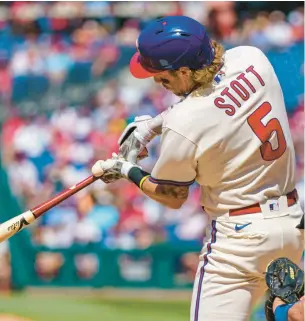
[
  {"xmin": 162, "ymin": 95, "xmax": 219, "ymax": 141},
  {"xmin": 225, "ymin": 45, "xmax": 274, "ymax": 82},
  {"xmin": 225, "ymin": 46, "xmax": 270, "ymax": 66},
  {"xmin": 226, "ymin": 45, "xmax": 267, "ymax": 59}
]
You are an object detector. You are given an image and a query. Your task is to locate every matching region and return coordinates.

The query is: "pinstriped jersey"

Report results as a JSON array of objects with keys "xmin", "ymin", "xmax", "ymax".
[{"xmin": 150, "ymin": 46, "xmax": 296, "ymax": 218}]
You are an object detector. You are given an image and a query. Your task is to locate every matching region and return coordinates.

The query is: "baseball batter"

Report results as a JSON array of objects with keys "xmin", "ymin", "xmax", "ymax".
[{"xmin": 92, "ymin": 16, "xmax": 304, "ymax": 321}]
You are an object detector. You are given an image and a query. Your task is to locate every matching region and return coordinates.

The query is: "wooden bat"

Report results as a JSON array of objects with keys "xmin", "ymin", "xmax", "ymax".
[
  {"xmin": 0, "ymin": 113, "xmax": 158, "ymax": 243},
  {"xmin": 0, "ymin": 174, "xmax": 100, "ymax": 243}
]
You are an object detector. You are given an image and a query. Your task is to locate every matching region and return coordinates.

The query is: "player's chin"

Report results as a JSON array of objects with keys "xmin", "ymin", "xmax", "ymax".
[
  {"xmin": 174, "ymin": 90, "xmax": 185, "ymax": 97},
  {"xmin": 165, "ymin": 88, "xmax": 179, "ymax": 95},
  {"xmin": 162, "ymin": 86, "xmax": 180, "ymax": 96}
]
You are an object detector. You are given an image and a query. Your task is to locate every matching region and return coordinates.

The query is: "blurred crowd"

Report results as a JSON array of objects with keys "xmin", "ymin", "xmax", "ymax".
[
  {"xmin": 0, "ymin": 1, "xmax": 303, "ymax": 106},
  {"xmin": 1, "ymin": 81, "xmax": 208, "ymax": 250},
  {"xmin": 0, "ymin": 2, "xmax": 304, "ymax": 254}
]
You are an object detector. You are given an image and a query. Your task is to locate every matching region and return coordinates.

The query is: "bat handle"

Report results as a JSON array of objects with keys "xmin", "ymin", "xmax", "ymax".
[{"xmin": 31, "ymin": 175, "xmax": 99, "ymax": 218}]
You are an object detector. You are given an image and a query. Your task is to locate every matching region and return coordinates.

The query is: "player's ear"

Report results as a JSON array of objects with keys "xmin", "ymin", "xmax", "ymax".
[{"xmin": 177, "ymin": 67, "xmax": 192, "ymax": 78}]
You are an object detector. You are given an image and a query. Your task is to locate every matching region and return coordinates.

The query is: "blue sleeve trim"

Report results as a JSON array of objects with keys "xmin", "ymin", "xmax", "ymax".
[
  {"xmin": 149, "ymin": 176, "xmax": 195, "ymax": 186},
  {"xmin": 275, "ymin": 303, "xmax": 296, "ymax": 321}
]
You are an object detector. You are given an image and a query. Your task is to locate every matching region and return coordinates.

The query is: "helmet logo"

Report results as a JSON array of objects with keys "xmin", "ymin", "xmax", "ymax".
[{"xmin": 159, "ymin": 59, "xmax": 169, "ymax": 67}]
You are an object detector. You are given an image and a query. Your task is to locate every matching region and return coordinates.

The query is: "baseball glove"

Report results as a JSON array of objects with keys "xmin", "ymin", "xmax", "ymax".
[{"xmin": 264, "ymin": 257, "xmax": 304, "ymax": 321}]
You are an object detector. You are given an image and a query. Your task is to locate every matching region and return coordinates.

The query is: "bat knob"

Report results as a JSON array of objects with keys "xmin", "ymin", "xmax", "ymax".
[{"xmin": 91, "ymin": 161, "xmax": 105, "ymax": 177}]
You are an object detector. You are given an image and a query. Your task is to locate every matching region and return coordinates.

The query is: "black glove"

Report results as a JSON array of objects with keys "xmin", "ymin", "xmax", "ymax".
[{"xmin": 264, "ymin": 257, "xmax": 304, "ymax": 321}]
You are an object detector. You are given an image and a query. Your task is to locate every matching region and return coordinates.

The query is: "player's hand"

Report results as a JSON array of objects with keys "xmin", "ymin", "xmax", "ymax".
[
  {"xmin": 264, "ymin": 258, "xmax": 304, "ymax": 321},
  {"xmin": 91, "ymin": 153, "xmax": 141, "ymax": 183},
  {"xmin": 118, "ymin": 115, "xmax": 159, "ymax": 162},
  {"xmin": 118, "ymin": 115, "xmax": 158, "ymax": 147}
]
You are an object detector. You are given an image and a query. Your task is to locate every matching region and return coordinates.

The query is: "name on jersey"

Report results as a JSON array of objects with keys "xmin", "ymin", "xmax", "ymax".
[{"xmin": 214, "ymin": 65, "xmax": 265, "ymax": 116}]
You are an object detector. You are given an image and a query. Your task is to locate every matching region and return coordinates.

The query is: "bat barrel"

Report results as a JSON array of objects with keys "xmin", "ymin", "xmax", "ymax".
[
  {"xmin": 0, "ymin": 175, "xmax": 99, "ymax": 243},
  {"xmin": 0, "ymin": 210, "xmax": 36, "ymax": 242}
]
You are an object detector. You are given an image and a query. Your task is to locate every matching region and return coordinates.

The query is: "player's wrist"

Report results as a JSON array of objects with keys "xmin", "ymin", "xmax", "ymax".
[
  {"xmin": 127, "ymin": 167, "xmax": 150, "ymax": 190},
  {"xmin": 120, "ymin": 161, "xmax": 141, "ymax": 178}
]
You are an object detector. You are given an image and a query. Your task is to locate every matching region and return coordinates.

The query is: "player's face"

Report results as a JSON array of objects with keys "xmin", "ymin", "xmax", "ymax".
[{"xmin": 153, "ymin": 69, "xmax": 195, "ymax": 96}]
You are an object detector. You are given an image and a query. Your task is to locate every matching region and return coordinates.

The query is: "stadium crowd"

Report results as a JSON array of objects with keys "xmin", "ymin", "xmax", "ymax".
[
  {"xmin": 0, "ymin": 2, "xmax": 303, "ymax": 254},
  {"xmin": 0, "ymin": 2, "xmax": 303, "ymax": 104}
]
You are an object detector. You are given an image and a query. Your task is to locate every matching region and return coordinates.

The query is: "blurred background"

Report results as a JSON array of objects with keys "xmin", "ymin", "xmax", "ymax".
[{"xmin": 0, "ymin": 1, "xmax": 303, "ymax": 321}]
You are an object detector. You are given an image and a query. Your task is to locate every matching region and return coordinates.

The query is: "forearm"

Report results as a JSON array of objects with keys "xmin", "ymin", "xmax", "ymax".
[
  {"xmin": 288, "ymin": 300, "xmax": 304, "ymax": 321},
  {"xmin": 125, "ymin": 167, "xmax": 188, "ymax": 209},
  {"xmin": 273, "ymin": 298, "xmax": 304, "ymax": 321},
  {"xmin": 91, "ymin": 157, "xmax": 188, "ymax": 209},
  {"xmin": 140, "ymin": 178, "xmax": 185, "ymax": 209}
]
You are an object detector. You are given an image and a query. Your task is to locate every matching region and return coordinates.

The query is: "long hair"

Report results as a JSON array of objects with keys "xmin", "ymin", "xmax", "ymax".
[{"xmin": 191, "ymin": 40, "xmax": 225, "ymax": 96}]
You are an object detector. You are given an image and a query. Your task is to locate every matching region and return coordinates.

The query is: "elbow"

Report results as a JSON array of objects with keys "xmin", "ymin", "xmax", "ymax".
[{"xmin": 166, "ymin": 199, "xmax": 186, "ymax": 209}]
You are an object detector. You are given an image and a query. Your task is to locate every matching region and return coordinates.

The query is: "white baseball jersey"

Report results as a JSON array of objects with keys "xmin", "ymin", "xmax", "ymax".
[{"xmin": 150, "ymin": 46, "xmax": 296, "ymax": 218}]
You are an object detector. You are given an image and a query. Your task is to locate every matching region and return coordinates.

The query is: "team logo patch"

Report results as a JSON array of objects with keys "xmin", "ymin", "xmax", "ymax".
[
  {"xmin": 159, "ymin": 59, "xmax": 172, "ymax": 69},
  {"xmin": 159, "ymin": 59, "xmax": 168, "ymax": 66},
  {"xmin": 269, "ymin": 201, "xmax": 279, "ymax": 211},
  {"xmin": 213, "ymin": 70, "xmax": 225, "ymax": 84}
]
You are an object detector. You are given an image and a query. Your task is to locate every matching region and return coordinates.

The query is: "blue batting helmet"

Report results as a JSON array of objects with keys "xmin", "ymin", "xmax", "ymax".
[{"xmin": 130, "ymin": 16, "xmax": 215, "ymax": 79}]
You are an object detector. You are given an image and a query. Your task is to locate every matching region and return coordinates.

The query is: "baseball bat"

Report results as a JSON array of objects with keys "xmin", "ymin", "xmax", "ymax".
[
  {"xmin": 0, "ymin": 111, "xmax": 163, "ymax": 243},
  {"xmin": 0, "ymin": 174, "xmax": 100, "ymax": 243}
]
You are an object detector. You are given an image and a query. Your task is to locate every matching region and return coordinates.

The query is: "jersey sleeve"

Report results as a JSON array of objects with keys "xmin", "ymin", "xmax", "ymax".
[{"xmin": 150, "ymin": 128, "xmax": 198, "ymax": 186}]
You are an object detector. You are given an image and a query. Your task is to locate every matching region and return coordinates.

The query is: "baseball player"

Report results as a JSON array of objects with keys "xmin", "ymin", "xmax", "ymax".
[{"xmin": 92, "ymin": 16, "xmax": 304, "ymax": 321}]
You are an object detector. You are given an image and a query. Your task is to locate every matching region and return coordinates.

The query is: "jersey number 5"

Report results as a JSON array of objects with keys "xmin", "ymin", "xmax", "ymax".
[{"xmin": 248, "ymin": 101, "xmax": 287, "ymax": 161}]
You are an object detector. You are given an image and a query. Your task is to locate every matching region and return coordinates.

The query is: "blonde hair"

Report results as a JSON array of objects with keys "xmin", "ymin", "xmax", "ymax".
[{"xmin": 191, "ymin": 40, "xmax": 225, "ymax": 96}]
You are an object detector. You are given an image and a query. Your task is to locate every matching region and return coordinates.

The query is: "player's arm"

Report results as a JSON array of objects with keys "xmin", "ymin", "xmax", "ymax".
[
  {"xmin": 138, "ymin": 128, "xmax": 197, "ymax": 208},
  {"xmin": 140, "ymin": 178, "xmax": 190, "ymax": 209},
  {"xmin": 272, "ymin": 297, "xmax": 304, "ymax": 321},
  {"xmin": 92, "ymin": 128, "xmax": 198, "ymax": 209}
]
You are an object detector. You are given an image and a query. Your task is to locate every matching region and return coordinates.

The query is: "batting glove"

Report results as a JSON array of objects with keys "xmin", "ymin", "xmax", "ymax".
[
  {"xmin": 91, "ymin": 153, "xmax": 141, "ymax": 184},
  {"xmin": 118, "ymin": 115, "xmax": 158, "ymax": 147},
  {"xmin": 118, "ymin": 115, "xmax": 163, "ymax": 162}
]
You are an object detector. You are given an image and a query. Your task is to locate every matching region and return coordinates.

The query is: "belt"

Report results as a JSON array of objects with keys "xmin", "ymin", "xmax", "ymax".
[{"xmin": 229, "ymin": 189, "xmax": 298, "ymax": 217}]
